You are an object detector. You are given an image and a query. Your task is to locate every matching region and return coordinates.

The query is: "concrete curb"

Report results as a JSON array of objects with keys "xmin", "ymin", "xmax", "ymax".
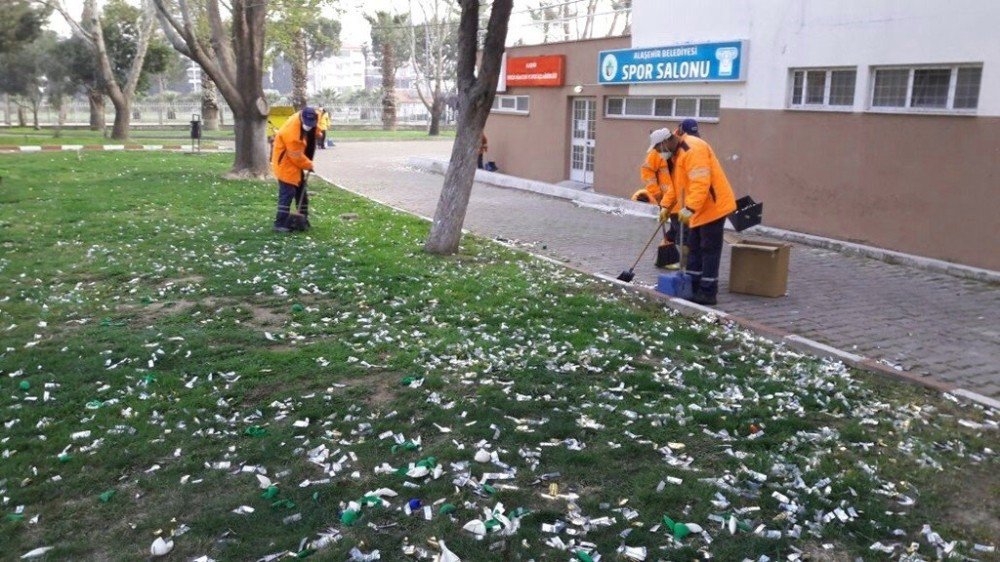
[
  {"xmin": 407, "ymin": 156, "xmax": 999, "ymax": 284},
  {"xmin": 317, "ymin": 170, "xmax": 996, "ymax": 411},
  {"xmin": 0, "ymin": 144, "xmax": 232, "ymax": 154}
]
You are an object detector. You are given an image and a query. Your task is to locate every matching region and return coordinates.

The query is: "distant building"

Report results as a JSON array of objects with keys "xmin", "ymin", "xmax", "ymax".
[{"xmin": 310, "ymin": 45, "xmax": 367, "ymax": 93}]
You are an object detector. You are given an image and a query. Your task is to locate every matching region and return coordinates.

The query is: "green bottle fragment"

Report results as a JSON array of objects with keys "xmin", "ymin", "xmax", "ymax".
[
  {"xmin": 415, "ymin": 456, "xmax": 437, "ymax": 469},
  {"xmin": 482, "ymin": 484, "xmax": 497, "ymax": 495},
  {"xmin": 340, "ymin": 509, "xmax": 359, "ymax": 526},
  {"xmin": 291, "ymin": 303, "xmax": 304, "ymax": 313},
  {"xmin": 18, "ymin": 380, "xmax": 30, "ymax": 391},
  {"xmin": 360, "ymin": 494, "xmax": 381, "ymax": 507},
  {"xmin": 312, "ymin": 491, "xmax": 320, "ymax": 504},
  {"xmin": 143, "ymin": 374, "xmax": 156, "ymax": 384},
  {"xmin": 575, "ymin": 550, "xmax": 594, "ymax": 562},
  {"xmin": 673, "ymin": 522, "xmax": 691, "ymax": 540},
  {"xmin": 296, "ymin": 549, "xmax": 315, "ymax": 558},
  {"xmin": 6, "ymin": 513, "xmax": 25, "ymax": 522},
  {"xmin": 271, "ymin": 499, "xmax": 295, "ymax": 509},
  {"xmin": 261, "ymin": 485, "xmax": 279, "ymax": 499},
  {"xmin": 58, "ymin": 453, "xmax": 73, "ymax": 463},
  {"xmin": 99, "ymin": 489, "xmax": 116, "ymax": 503},
  {"xmin": 391, "ymin": 440, "xmax": 419, "ymax": 453},
  {"xmin": 509, "ymin": 507, "xmax": 530, "ymax": 518},
  {"xmin": 439, "ymin": 503, "xmax": 457, "ymax": 515},
  {"xmin": 244, "ymin": 425, "xmax": 267, "ymax": 437},
  {"xmin": 400, "ymin": 376, "xmax": 415, "ymax": 386},
  {"xmin": 662, "ymin": 515, "xmax": 676, "ymax": 530}
]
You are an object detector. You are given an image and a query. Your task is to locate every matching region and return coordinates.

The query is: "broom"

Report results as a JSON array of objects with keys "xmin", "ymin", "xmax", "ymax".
[{"xmin": 616, "ymin": 218, "xmax": 667, "ymax": 282}]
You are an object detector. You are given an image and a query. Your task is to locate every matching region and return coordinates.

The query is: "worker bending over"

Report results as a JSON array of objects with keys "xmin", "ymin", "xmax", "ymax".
[
  {"xmin": 634, "ymin": 128, "xmax": 682, "ymax": 268},
  {"xmin": 271, "ymin": 107, "xmax": 318, "ymax": 232},
  {"xmin": 658, "ymin": 127, "xmax": 736, "ymax": 305}
]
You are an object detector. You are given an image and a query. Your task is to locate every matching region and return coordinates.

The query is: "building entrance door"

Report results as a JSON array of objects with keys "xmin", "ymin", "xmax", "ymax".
[{"xmin": 569, "ymin": 98, "xmax": 596, "ymax": 184}]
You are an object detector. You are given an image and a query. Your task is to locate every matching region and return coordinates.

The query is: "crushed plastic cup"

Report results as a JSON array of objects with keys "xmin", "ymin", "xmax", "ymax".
[
  {"xmin": 58, "ymin": 453, "xmax": 72, "ymax": 463},
  {"xmin": 150, "ymin": 537, "xmax": 174, "ymax": 557},
  {"xmin": 18, "ymin": 380, "xmax": 30, "ymax": 391},
  {"xmin": 340, "ymin": 509, "xmax": 359, "ymax": 526},
  {"xmin": 85, "ymin": 400, "xmax": 103, "ymax": 410},
  {"xmin": 98, "ymin": 490, "xmax": 116, "ymax": 503},
  {"xmin": 261, "ymin": 486, "xmax": 279, "ymax": 499},
  {"xmin": 20, "ymin": 546, "xmax": 55, "ymax": 559},
  {"xmin": 244, "ymin": 426, "xmax": 267, "ymax": 437},
  {"xmin": 439, "ymin": 503, "xmax": 457, "ymax": 515},
  {"xmin": 576, "ymin": 550, "xmax": 595, "ymax": 562}
]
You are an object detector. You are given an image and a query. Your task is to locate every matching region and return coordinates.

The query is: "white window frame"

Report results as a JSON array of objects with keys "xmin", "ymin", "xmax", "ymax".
[
  {"xmin": 787, "ymin": 67, "xmax": 857, "ymax": 111},
  {"xmin": 491, "ymin": 94, "xmax": 530, "ymax": 115},
  {"xmin": 604, "ymin": 95, "xmax": 721, "ymax": 122},
  {"xmin": 867, "ymin": 64, "xmax": 981, "ymax": 116}
]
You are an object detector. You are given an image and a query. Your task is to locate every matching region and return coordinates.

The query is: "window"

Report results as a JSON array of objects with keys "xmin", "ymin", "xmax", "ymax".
[
  {"xmin": 870, "ymin": 65, "xmax": 982, "ymax": 112},
  {"xmin": 789, "ymin": 68, "xmax": 856, "ymax": 109},
  {"xmin": 491, "ymin": 95, "xmax": 530, "ymax": 115},
  {"xmin": 605, "ymin": 96, "xmax": 721, "ymax": 121}
]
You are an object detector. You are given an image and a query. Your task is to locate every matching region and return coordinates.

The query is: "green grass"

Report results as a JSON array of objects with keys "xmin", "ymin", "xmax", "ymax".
[
  {"xmin": 0, "ymin": 127, "xmax": 452, "ymax": 147},
  {"xmin": 0, "ymin": 126, "xmax": 229, "ymax": 146},
  {"xmin": 0, "ymin": 152, "xmax": 996, "ymax": 561}
]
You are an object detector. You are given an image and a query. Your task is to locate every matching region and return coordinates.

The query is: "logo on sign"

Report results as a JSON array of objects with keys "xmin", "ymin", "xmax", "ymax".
[
  {"xmin": 601, "ymin": 53, "xmax": 618, "ymax": 82},
  {"xmin": 715, "ymin": 47, "xmax": 739, "ymax": 77}
]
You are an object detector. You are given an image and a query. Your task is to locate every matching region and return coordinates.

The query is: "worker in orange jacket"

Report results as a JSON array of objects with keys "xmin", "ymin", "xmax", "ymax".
[
  {"xmin": 271, "ymin": 107, "xmax": 318, "ymax": 232},
  {"xmin": 658, "ymin": 127, "xmax": 736, "ymax": 304},
  {"xmin": 317, "ymin": 107, "xmax": 331, "ymax": 149},
  {"xmin": 633, "ymin": 128, "xmax": 683, "ymax": 268}
]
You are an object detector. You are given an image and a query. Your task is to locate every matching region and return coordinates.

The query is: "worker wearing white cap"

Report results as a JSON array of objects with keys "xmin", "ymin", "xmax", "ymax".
[{"xmin": 633, "ymin": 128, "xmax": 683, "ymax": 268}]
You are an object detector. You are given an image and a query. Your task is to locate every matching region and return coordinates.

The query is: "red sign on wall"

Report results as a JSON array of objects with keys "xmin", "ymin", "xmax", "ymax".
[{"xmin": 505, "ymin": 55, "xmax": 566, "ymax": 87}]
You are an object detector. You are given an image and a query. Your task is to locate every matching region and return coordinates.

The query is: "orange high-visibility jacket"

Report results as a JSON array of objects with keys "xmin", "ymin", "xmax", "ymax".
[
  {"xmin": 661, "ymin": 135, "xmax": 736, "ymax": 228},
  {"xmin": 271, "ymin": 111, "xmax": 314, "ymax": 185},
  {"xmin": 640, "ymin": 148, "xmax": 673, "ymax": 207}
]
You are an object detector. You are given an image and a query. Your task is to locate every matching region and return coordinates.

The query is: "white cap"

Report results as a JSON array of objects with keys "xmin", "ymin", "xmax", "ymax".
[{"xmin": 649, "ymin": 127, "xmax": 672, "ymax": 149}]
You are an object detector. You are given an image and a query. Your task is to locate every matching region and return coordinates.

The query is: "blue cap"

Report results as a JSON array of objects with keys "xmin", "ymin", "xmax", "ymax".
[
  {"xmin": 300, "ymin": 107, "xmax": 318, "ymax": 127},
  {"xmin": 680, "ymin": 118, "xmax": 699, "ymax": 136}
]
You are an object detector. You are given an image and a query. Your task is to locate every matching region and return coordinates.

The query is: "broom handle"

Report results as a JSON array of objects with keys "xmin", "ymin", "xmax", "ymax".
[
  {"xmin": 678, "ymin": 185, "xmax": 686, "ymax": 274},
  {"xmin": 630, "ymin": 218, "xmax": 667, "ymax": 272}
]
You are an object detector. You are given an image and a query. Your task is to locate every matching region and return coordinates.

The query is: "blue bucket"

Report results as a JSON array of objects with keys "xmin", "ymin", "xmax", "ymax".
[{"xmin": 656, "ymin": 272, "xmax": 694, "ymax": 299}]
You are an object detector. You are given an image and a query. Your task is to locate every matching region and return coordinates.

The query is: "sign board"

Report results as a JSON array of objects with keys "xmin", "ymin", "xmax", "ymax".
[
  {"xmin": 506, "ymin": 55, "xmax": 566, "ymax": 87},
  {"xmin": 598, "ymin": 41, "xmax": 748, "ymax": 84}
]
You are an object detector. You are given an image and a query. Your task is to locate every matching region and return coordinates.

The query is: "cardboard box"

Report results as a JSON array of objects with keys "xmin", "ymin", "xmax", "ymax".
[{"xmin": 729, "ymin": 239, "xmax": 790, "ymax": 297}]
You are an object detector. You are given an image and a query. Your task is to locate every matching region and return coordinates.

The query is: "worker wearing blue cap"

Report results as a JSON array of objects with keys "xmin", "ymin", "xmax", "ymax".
[
  {"xmin": 271, "ymin": 107, "xmax": 318, "ymax": 232},
  {"xmin": 679, "ymin": 118, "xmax": 700, "ymax": 137}
]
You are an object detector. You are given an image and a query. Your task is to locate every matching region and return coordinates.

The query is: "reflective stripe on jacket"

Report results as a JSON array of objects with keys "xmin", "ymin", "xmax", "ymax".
[
  {"xmin": 640, "ymin": 148, "xmax": 672, "ymax": 206},
  {"xmin": 660, "ymin": 135, "xmax": 736, "ymax": 228}
]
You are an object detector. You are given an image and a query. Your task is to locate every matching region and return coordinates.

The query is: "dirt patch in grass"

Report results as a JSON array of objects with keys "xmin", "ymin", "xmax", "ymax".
[
  {"xmin": 341, "ymin": 371, "xmax": 398, "ymax": 406},
  {"xmin": 800, "ymin": 542, "xmax": 854, "ymax": 562},
  {"xmin": 121, "ymin": 299, "xmax": 197, "ymax": 325},
  {"xmin": 246, "ymin": 304, "xmax": 286, "ymax": 328},
  {"xmin": 158, "ymin": 275, "xmax": 206, "ymax": 289},
  {"xmin": 942, "ymin": 464, "xmax": 1000, "ymax": 538}
]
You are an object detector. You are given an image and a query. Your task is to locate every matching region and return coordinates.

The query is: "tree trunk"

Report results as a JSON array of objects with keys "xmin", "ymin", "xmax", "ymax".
[
  {"xmin": 89, "ymin": 89, "xmax": 106, "ymax": 131},
  {"xmin": 110, "ymin": 98, "xmax": 131, "ymax": 140},
  {"xmin": 230, "ymin": 112, "xmax": 270, "ymax": 179},
  {"xmin": 381, "ymin": 42, "xmax": 396, "ymax": 131},
  {"xmin": 424, "ymin": 106, "xmax": 484, "ymax": 254},
  {"xmin": 3, "ymin": 95, "xmax": 10, "ymax": 126},
  {"xmin": 290, "ymin": 29, "xmax": 308, "ymax": 109},
  {"xmin": 32, "ymin": 104, "xmax": 40, "ymax": 130},
  {"xmin": 17, "ymin": 105, "xmax": 26, "ymax": 127},
  {"xmin": 428, "ymin": 94, "xmax": 443, "ymax": 136},
  {"xmin": 201, "ymin": 73, "xmax": 220, "ymax": 131},
  {"xmin": 424, "ymin": 0, "xmax": 512, "ymax": 255}
]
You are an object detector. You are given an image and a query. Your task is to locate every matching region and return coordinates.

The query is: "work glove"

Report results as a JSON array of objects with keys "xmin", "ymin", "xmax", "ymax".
[
  {"xmin": 658, "ymin": 207, "xmax": 672, "ymax": 224},
  {"xmin": 678, "ymin": 207, "xmax": 694, "ymax": 225}
]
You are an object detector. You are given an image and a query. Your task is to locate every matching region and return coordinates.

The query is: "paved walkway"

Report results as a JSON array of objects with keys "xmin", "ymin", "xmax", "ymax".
[{"xmin": 314, "ymin": 140, "xmax": 1000, "ymax": 398}]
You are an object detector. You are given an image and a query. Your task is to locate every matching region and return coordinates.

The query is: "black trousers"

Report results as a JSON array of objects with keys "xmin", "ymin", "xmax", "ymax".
[{"xmin": 685, "ymin": 215, "xmax": 726, "ymax": 296}]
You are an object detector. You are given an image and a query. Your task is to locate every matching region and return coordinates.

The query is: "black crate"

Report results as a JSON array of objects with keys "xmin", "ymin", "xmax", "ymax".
[{"xmin": 730, "ymin": 196, "xmax": 763, "ymax": 231}]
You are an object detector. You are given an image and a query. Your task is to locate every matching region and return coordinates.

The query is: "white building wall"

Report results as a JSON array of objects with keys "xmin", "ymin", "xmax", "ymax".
[
  {"xmin": 310, "ymin": 47, "xmax": 367, "ymax": 93},
  {"xmin": 629, "ymin": 0, "xmax": 1000, "ymax": 116}
]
